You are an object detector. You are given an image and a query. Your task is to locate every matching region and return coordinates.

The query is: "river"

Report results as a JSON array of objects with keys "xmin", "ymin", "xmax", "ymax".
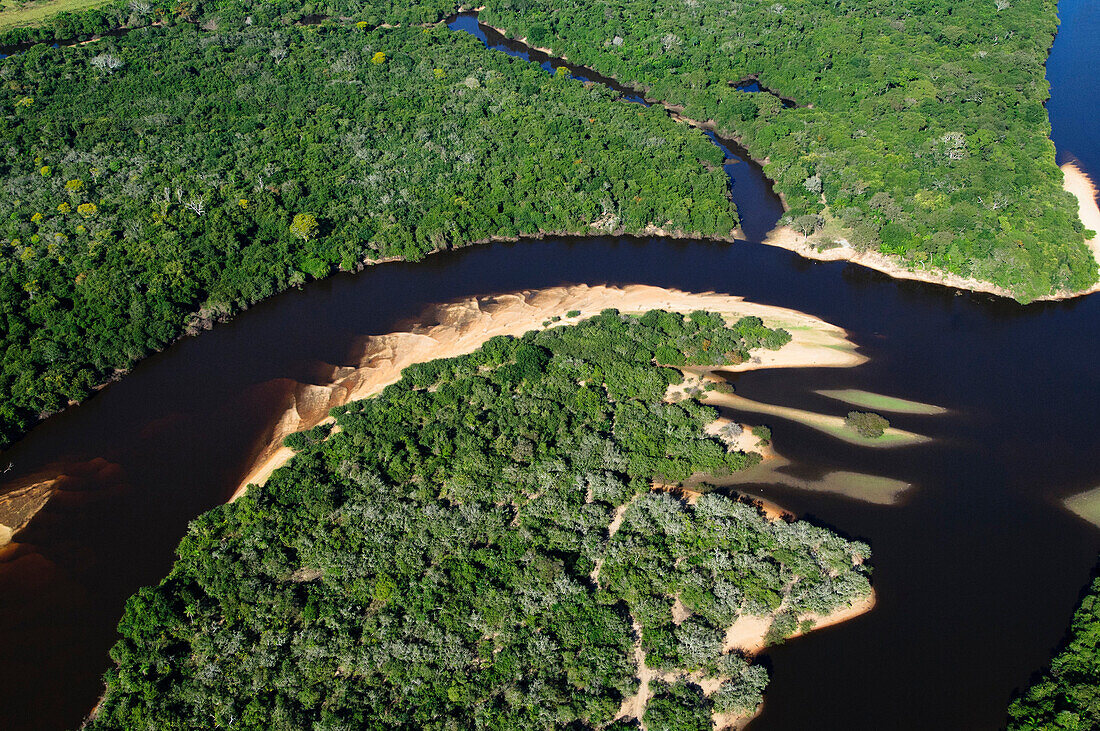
[{"xmin": 1, "ymin": 3, "xmax": 1099, "ymax": 729}]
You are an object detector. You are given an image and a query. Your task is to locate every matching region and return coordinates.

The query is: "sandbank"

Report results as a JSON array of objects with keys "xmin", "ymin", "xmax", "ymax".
[
  {"xmin": 725, "ymin": 590, "xmax": 877, "ymax": 656},
  {"xmin": 702, "ymin": 392, "xmax": 930, "ymax": 448},
  {"xmin": 817, "ymin": 388, "xmax": 946, "ymax": 415},
  {"xmin": 692, "ymin": 449, "xmax": 912, "ymax": 506},
  {"xmin": 1063, "ymin": 485, "xmax": 1100, "ymax": 527},
  {"xmin": 1061, "ymin": 161, "xmax": 1100, "ymax": 285},
  {"xmin": 0, "ymin": 474, "xmax": 59, "ymax": 551},
  {"xmin": 232, "ymin": 284, "xmax": 863, "ymax": 499}
]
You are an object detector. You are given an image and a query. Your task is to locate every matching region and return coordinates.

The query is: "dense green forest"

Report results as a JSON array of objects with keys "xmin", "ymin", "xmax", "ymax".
[
  {"xmin": 87, "ymin": 310, "xmax": 873, "ymax": 729},
  {"xmin": 1007, "ymin": 575, "xmax": 1100, "ymax": 730},
  {"xmin": 0, "ymin": 11, "xmax": 736, "ymax": 450},
  {"xmin": 479, "ymin": 0, "xmax": 1098, "ymax": 299}
]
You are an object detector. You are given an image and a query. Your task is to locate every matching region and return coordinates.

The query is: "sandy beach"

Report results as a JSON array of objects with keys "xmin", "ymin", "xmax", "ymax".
[
  {"xmin": 231, "ymin": 283, "xmax": 864, "ymax": 499},
  {"xmin": 1062, "ymin": 161, "xmax": 1100, "ymax": 273},
  {"xmin": 615, "ymin": 590, "xmax": 877, "ymax": 728}
]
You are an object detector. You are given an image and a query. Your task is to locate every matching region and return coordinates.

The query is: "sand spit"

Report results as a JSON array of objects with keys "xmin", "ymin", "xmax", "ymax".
[
  {"xmin": 1063, "ymin": 485, "xmax": 1100, "ymax": 527},
  {"xmin": 0, "ymin": 476, "xmax": 55, "ymax": 551},
  {"xmin": 1062, "ymin": 161, "xmax": 1100, "ymax": 283},
  {"xmin": 816, "ymin": 388, "xmax": 946, "ymax": 415},
  {"xmin": 725, "ymin": 590, "xmax": 877, "ymax": 657},
  {"xmin": 702, "ymin": 392, "xmax": 930, "ymax": 448},
  {"xmin": 232, "ymin": 284, "xmax": 862, "ymax": 499},
  {"xmin": 691, "ymin": 451, "xmax": 912, "ymax": 506}
]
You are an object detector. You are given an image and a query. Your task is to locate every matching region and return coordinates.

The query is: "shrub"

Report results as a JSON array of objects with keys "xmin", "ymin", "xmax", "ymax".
[{"xmin": 844, "ymin": 411, "xmax": 889, "ymax": 438}]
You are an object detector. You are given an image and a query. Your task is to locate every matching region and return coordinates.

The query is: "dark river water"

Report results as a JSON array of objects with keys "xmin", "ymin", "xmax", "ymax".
[{"xmin": 2, "ymin": 4, "xmax": 1099, "ymax": 730}]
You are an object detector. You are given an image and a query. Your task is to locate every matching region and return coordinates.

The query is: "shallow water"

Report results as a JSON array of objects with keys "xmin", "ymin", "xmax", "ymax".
[{"xmin": 0, "ymin": 5, "xmax": 1097, "ymax": 730}]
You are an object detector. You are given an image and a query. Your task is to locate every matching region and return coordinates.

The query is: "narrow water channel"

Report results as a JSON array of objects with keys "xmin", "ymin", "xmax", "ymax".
[{"xmin": 0, "ymin": 4, "xmax": 1097, "ymax": 730}]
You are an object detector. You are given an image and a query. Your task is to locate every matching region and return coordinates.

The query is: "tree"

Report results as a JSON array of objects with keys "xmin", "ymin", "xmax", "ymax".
[
  {"xmin": 792, "ymin": 214, "xmax": 822, "ymax": 238},
  {"xmin": 845, "ymin": 411, "xmax": 889, "ymax": 438},
  {"xmin": 289, "ymin": 213, "xmax": 318, "ymax": 241}
]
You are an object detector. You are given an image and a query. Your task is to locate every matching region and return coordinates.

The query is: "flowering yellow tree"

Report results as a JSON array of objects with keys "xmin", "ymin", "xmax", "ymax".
[
  {"xmin": 289, "ymin": 213, "xmax": 318, "ymax": 241},
  {"xmin": 371, "ymin": 51, "xmax": 386, "ymax": 65}
]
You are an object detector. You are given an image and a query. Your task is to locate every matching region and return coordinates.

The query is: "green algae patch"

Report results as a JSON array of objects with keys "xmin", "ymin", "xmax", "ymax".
[{"xmin": 817, "ymin": 389, "xmax": 946, "ymax": 415}]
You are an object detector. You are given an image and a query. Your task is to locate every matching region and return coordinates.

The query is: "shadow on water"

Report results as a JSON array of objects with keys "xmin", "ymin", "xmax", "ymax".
[{"xmin": 0, "ymin": 5, "xmax": 1096, "ymax": 731}]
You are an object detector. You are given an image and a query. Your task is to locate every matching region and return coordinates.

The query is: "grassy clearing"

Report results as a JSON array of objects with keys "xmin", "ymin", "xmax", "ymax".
[
  {"xmin": 705, "ymin": 392, "xmax": 930, "ymax": 448},
  {"xmin": 0, "ymin": 0, "xmax": 110, "ymax": 32},
  {"xmin": 1064, "ymin": 486, "xmax": 1100, "ymax": 527},
  {"xmin": 817, "ymin": 388, "xmax": 946, "ymax": 415}
]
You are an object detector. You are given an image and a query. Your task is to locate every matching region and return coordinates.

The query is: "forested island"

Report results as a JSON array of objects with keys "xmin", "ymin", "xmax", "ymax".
[
  {"xmin": 1008, "ymin": 575, "xmax": 1100, "ymax": 729},
  {"xmin": 479, "ymin": 0, "xmax": 1098, "ymax": 298},
  {"xmin": 86, "ymin": 309, "xmax": 873, "ymax": 729}
]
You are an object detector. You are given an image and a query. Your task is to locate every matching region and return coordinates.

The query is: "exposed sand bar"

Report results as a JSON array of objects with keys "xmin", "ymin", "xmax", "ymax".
[
  {"xmin": 232, "ymin": 284, "xmax": 863, "ymax": 500},
  {"xmin": 725, "ymin": 591, "xmax": 878, "ymax": 656},
  {"xmin": 1062, "ymin": 161, "xmax": 1100, "ymax": 280},
  {"xmin": 692, "ymin": 449, "xmax": 913, "ymax": 505},
  {"xmin": 817, "ymin": 388, "xmax": 946, "ymax": 415},
  {"xmin": 703, "ymin": 392, "xmax": 930, "ymax": 448},
  {"xmin": 1063, "ymin": 485, "xmax": 1100, "ymax": 527}
]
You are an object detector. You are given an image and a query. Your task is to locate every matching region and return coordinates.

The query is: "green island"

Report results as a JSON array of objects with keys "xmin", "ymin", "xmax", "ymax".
[
  {"xmin": 1007, "ymin": 575, "xmax": 1100, "ymax": 730},
  {"xmin": 87, "ymin": 310, "xmax": 873, "ymax": 729},
  {"xmin": 480, "ymin": 0, "xmax": 1098, "ymax": 298},
  {"xmin": 0, "ymin": 13, "xmax": 736, "ymax": 450}
]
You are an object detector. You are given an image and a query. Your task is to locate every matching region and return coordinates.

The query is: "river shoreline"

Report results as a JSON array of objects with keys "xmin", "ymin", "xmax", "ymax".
[
  {"xmin": 229, "ymin": 283, "xmax": 864, "ymax": 500},
  {"xmin": 220, "ymin": 283, "xmax": 873, "ymax": 730},
  {"xmin": 468, "ymin": 14, "xmax": 1100, "ymax": 303}
]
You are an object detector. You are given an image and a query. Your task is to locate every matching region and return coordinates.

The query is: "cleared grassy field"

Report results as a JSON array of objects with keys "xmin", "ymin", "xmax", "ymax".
[{"xmin": 0, "ymin": 0, "xmax": 110, "ymax": 32}]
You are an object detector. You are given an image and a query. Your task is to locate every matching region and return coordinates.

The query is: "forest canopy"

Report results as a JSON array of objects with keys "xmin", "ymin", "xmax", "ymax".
[
  {"xmin": 0, "ymin": 12, "xmax": 736, "ymax": 450},
  {"xmin": 87, "ymin": 310, "xmax": 872, "ymax": 730},
  {"xmin": 479, "ymin": 0, "xmax": 1098, "ymax": 299},
  {"xmin": 1007, "ymin": 575, "xmax": 1100, "ymax": 730}
]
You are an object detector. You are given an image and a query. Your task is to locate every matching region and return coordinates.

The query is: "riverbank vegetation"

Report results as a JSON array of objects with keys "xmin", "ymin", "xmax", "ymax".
[
  {"xmin": 0, "ymin": 15, "xmax": 737, "ymax": 450},
  {"xmin": 480, "ymin": 0, "xmax": 1098, "ymax": 298},
  {"xmin": 87, "ymin": 310, "xmax": 872, "ymax": 729},
  {"xmin": 1007, "ymin": 575, "xmax": 1100, "ymax": 729}
]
